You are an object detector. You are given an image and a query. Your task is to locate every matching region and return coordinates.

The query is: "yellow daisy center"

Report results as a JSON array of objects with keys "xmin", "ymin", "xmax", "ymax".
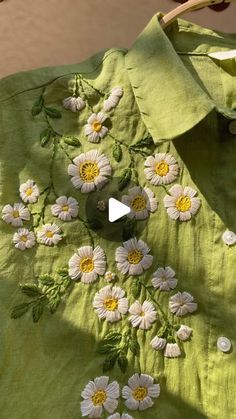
[
  {"xmin": 176, "ymin": 196, "xmax": 191, "ymax": 212},
  {"xmin": 20, "ymin": 235, "xmax": 28, "ymax": 242},
  {"xmin": 131, "ymin": 195, "xmax": 147, "ymax": 212},
  {"xmin": 155, "ymin": 160, "xmax": 169, "ymax": 176},
  {"xmin": 133, "ymin": 386, "xmax": 148, "ymax": 401},
  {"xmin": 79, "ymin": 161, "xmax": 100, "ymax": 183},
  {"xmin": 46, "ymin": 231, "xmax": 54, "ymax": 238},
  {"xmin": 104, "ymin": 297, "xmax": 118, "ymax": 311},
  {"xmin": 12, "ymin": 210, "xmax": 19, "ymax": 218},
  {"xmin": 80, "ymin": 256, "xmax": 94, "ymax": 273},
  {"xmin": 62, "ymin": 205, "xmax": 69, "ymax": 212},
  {"xmin": 92, "ymin": 390, "xmax": 107, "ymax": 406},
  {"xmin": 26, "ymin": 187, "xmax": 33, "ymax": 196},
  {"xmin": 92, "ymin": 121, "xmax": 102, "ymax": 132},
  {"xmin": 127, "ymin": 249, "xmax": 143, "ymax": 264}
]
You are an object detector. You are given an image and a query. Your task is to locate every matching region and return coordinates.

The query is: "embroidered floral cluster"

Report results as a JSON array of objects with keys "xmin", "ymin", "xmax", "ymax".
[
  {"xmin": 1, "ymin": 179, "xmax": 80, "ymax": 250},
  {"xmin": 80, "ymin": 373, "xmax": 160, "ymax": 418}
]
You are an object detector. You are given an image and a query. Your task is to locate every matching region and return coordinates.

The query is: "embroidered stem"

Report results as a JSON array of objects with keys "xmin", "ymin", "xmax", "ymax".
[
  {"xmin": 139, "ymin": 279, "xmax": 176, "ymax": 336},
  {"xmin": 78, "ymin": 216, "xmax": 95, "ymax": 248},
  {"xmin": 77, "ymin": 75, "xmax": 94, "ymax": 113}
]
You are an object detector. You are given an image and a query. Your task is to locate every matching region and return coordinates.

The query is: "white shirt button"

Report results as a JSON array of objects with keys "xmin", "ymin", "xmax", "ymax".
[
  {"xmin": 217, "ymin": 336, "xmax": 232, "ymax": 353},
  {"xmin": 222, "ymin": 230, "xmax": 236, "ymax": 246},
  {"xmin": 228, "ymin": 120, "xmax": 236, "ymax": 135}
]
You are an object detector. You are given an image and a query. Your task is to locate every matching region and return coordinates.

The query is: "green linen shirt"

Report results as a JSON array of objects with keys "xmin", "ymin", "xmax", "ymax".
[{"xmin": 1, "ymin": 11, "xmax": 236, "ymax": 419}]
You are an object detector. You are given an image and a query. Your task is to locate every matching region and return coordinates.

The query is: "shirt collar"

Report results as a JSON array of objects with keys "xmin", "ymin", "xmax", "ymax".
[{"xmin": 125, "ymin": 12, "xmax": 236, "ymax": 143}]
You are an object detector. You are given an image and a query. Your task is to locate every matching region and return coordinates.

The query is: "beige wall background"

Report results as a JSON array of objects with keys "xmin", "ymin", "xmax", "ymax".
[{"xmin": 0, "ymin": 0, "xmax": 236, "ymax": 78}]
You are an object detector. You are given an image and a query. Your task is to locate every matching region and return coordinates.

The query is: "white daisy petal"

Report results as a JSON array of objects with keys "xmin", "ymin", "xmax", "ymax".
[
  {"xmin": 122, "ymin": 373, "xmax": 160, "ymax": 411},
  {"xmin": 151, "ymin": 266, "xmax": 178, "ymax": 291},
  {"xmin": 129, "ymin": 300, "xmax": 157, "ymax": 330},
  {"xmin": 164, "ymin": 184, "xmax": 201, "ymax": 221},
  {"xmin": 51, "ymin": 196, "xmax": 79, "ymax": 221},
  {"xmin": 121, "ymin": 186, "xmax": 158, "ymax": 220},
  {"xmin": 13, "ymin": 228, "xmax": 36, "ymax": 251},
  {"xmin": 69, "ymin": 245, "xmax": 106, "ymax": 283},
  {"xmin": 2, "ymin": 203, "xmax": 30, "ymax": 227},
  {"xmin": 144, "ymin": 153, "xmax": 179, "ymax": 186},
  {"xmin": 19, "ymin": 179, "xmax": 40, "ymax": 203},
  {"xmin": 81, "ymin": 376, "xmax": 119, "ymax": 417},
  {"xmin": 169, "ymin": 291, "xmax": 198, "ymax": 316},
  {"xmin": 115, "ymin": 237, "xmax": 153, "ymax": 276},
  {"xmin": 85, "ymin": 112, "xmax": 109, "ymax": 143},
  {"xmin": 93, "ymin": 285, "xmax": 128, "ymax": 322},
  {"xmin": 68, "ymin": 150, "xmax": 111, "ymax": 193}
]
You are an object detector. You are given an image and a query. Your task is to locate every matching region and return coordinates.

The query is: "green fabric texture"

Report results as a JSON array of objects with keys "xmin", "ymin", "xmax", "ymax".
[{"xmin": 0, "ymin": 11, "xmax": 236, "ymax": 419}]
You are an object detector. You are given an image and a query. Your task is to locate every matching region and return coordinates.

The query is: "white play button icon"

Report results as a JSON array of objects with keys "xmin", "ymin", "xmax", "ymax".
[{"xmin": 108, "ymin": 198, "xmax": 131, "ymax": 222}]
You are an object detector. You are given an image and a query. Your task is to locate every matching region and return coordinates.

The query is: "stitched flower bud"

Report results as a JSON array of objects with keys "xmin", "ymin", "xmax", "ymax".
[
  {"xmin": 164, "ymin": 342, "xmax": 181, "ymax": 358},
  {"xmin": 103, "ymin": 86, "xmax": 123, "ymax": 111},
  {"xmin": 176, "ymin": 324, "xmax": 192, "ymax": 341},
  {"xmin": 151, "ymin": 336, "xmax": 166, "ymax": 351},
  {"xmin": 62, "ymin": 96, "xmax": 85, "ymax": 112}
]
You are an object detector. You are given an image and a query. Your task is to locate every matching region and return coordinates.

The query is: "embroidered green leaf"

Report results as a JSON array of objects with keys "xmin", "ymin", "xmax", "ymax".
[
  {"xmin": 31, "ymin": 95, "xmax": 44, "ymax": 116},
  {"xmin": 103, "ymin": 332, "xmax": 122, "ymax": 344},
  {"xmin": 20, "ymin": 284, "xmax": 42, "ymax": 298},
  {"xmin": 11, "ymin": 303, "xmax": 31, "ymax": 319},
  {"xmin": 63, "ymin": 136, "xmax": 81, "ymax": 147},
  {"xmin": 131, "ymin": 136, "xmax": 154, "ymax": 148},
  {"xmin": 57, "ymin": 267, "xmax": 70, "ymax": 278},
  {"xmin": 118, "ymin": 353, "xmax": 128, "ymax": 373},
  {"xmin": 97, "ymin": 342, "xmax": 116, "ymax": 354},
  {"xmin": 38, "ymin": 274, "xmax": 55, "ymax": 286},
  {"xmin": 118, "ymin": 168, "xmax": 132, "ymax": 191},
  {"xmin": 112, "ymin": 143, "xmax": 122, "ymax": 162},
  {"xmin": 44, "ymin": 107, "xmax": 62, "ymax": 119},
  {"xmin": 48, "ymin": 295, "xmax": 61, "ymax": 313},
  {"xmin": 122, "ymin": 219, "xmax": 136, "ymax": 241},
  {"xmin": 40, "ymin": 128, "xmax": 52, "ymax": 147},
  {"xmin": 102, "ymin": 352, "xmax": 118, "ymax": 372},
  {"xmin": 32, "ymin": 302, "xmax": 44, "ymax": 323},
  {"xmin": 129, "ymin": 339, "xmax": 140, "ymax": 356},
  {"xmin": 87, "ymin": 219, "xmax": 103, "ymax": 230},
  {"xmin": 131, "ymin": 280, "xmax": 141, "ymax": 299}
]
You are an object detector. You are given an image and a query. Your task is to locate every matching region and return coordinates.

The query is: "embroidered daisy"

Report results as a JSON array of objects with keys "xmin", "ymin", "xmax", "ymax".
[
  {"xmin": 129, "ymin": 300, "xmax": 157, "ymax": 330},
  {"xmin": 105, "ymin": 271, "xmax": 116, "ymax": 282},
  {"xmin": 84, "ymin": 112, "xmax": 108, "ymax": 143},
  {"xmin": 164, "ymin": 342, "xmax": 181, "ymax": 358},
  {"xmin": 68, "ymin": 245, "xmax": 106, "ymax": 283},
  {"xmin": 93, "ymin": 285, "xmax": 128, "ymax": 322},
  {"xmin": 169, "ymin": 291, "xmax": 198, "ymax": 316},
  {"xmin": 176, "ymin": 324, "xmax": 192, "ymax": 341},
  {"xmin": 144, "ymin": 153, "xmax": 178, "ymax": 185},
  {"xmin": 51, "ymin": 196, "xmax": 79, "ymax": 221},
  {"xmin": 80, "ymin": 376, "xmax": 119, "ymax": 418},
  {"xmin": 122, "ymin": 373, "xmax": 160, "ymax": 411},
  {"xmin": 163, "ymin": 184, "xmax": 201, "ymax": 221},
  {"xmin": 36, "ymin": 223, "xmax": 62, "ymax": 246},
  {"xmin": 2, "ymin": 203, "xmax": 30, "ymax": 227},
  {"xmin": 19, "ymin": 179, "xmax": 40, "ymax": 203},
  {"xmin": 150, "ymin": 336, "xmax": 167, "ymax": 351},
  {"xmin": 13, "ymin": 228, "xmax": 36, "ymax": 251},
  {"xmin": 62, "ymin": 96, "xmax": 85, "ymax": 112},
  {"xmin": 115, "ymin": 238, "xmax": 153, "ymax": 276},
  {"xmin": 121, "ymin": 186, "xmax": 158, "ymax": 220},
  {"xmin": 107, "ymin": 413, "xmax": 134, "ymax": 419},
  {"xmin": 103, "ymin": 87, "xmax": 123, "ymax": 112},
  {"xmin": 151, "ymin": 266, "xmax": 178, "ymax": 291},
  {"xmin": 68, "ymin": 149, "xmax": 112, "ymax": 193}
]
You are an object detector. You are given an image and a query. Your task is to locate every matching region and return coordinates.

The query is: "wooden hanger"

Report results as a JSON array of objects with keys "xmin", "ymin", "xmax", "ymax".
[{"xmin": 160, "ymin": 0, "xmax": 233, "ymax": 28}]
